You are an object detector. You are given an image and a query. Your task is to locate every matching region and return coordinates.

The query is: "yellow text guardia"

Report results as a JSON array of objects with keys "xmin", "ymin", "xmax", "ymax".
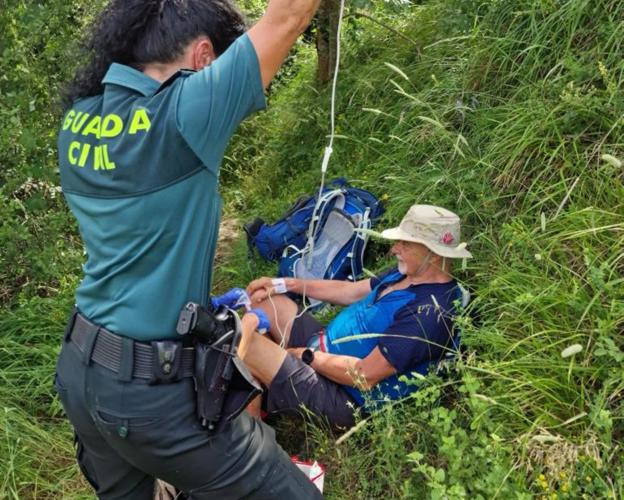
[{"xmin": 62, "ymin": 108, "xmax": 151, "ymax": 170}]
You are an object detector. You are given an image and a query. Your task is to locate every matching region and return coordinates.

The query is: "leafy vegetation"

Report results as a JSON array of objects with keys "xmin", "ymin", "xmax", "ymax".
[{"xmin": 1, "ymin": 0, "xmax": 622, "ymax": 498}]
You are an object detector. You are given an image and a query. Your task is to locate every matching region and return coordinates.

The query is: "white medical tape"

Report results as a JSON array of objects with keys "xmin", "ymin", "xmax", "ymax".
[{"xmin": 271, "ymin": 278, "xmax": 288, "ymax": 294}]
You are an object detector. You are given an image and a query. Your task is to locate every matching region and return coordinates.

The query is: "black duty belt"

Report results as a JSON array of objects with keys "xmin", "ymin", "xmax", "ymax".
[{"xmin": 68, "ymin": 312, "xmax": 194, "ymax": 380}]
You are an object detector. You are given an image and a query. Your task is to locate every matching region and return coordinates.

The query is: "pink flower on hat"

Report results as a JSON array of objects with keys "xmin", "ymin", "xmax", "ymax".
[{"xmin": 441, "ymin": 232, "xmax": 455, "ymax": 245}]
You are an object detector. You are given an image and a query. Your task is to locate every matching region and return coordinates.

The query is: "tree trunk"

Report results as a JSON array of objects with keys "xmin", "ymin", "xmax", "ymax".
[{"xmin": 316, "ymin": 0, "xmax": 341, "ymax": 84}]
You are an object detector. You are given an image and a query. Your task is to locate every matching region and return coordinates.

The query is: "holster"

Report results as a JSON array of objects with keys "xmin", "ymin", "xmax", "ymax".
[
  {"xmin": 194, "ymin": 343, "xmax": 262, "ymax": 432},
  {"xmin": 178, "ymin": 302, "xmax": 262, "ymax": 431}
]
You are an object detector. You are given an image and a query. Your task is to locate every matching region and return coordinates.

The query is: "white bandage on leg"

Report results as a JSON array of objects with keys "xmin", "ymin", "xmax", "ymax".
[{"xmin": 271, "ymin": 278, "xmax": 288, "ymax": 294}]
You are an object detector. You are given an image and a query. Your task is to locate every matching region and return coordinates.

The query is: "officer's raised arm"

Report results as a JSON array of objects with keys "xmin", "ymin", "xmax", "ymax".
[{"xmin": 248, "ymin": 0, "xmax": 322, "ymax": 88}]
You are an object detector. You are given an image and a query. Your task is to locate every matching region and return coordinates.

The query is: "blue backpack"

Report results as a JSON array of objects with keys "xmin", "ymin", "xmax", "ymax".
[{"xmin": 244, "ymin": 178, "xmax": 384, "ymax": 282}]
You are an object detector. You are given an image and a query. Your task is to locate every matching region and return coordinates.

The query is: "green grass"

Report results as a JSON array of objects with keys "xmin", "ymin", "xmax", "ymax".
[{"xmin": 1, "ymin": 0, "xmax": 623, "ymax": 497}]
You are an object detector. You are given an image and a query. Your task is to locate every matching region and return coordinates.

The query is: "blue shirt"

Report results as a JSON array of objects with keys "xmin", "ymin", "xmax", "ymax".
[
  {"xmin": 325, "ymin": 268, "xmax": 461, "ymax": 406},
  {"xmin": 58, "ymin": 34, "xmax": 265, "ymax": 341}
]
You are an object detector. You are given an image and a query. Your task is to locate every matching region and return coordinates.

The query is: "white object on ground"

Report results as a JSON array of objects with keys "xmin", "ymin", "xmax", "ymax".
[{"xmin": 291, "ymin": 457, "xmax": 325, "ymax": 493}]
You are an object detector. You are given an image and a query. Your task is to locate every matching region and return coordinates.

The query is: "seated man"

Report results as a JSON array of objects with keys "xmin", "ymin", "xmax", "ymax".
[{"xmin": 238, "ymin": 204, "xmax": 472, "ymax": 427}]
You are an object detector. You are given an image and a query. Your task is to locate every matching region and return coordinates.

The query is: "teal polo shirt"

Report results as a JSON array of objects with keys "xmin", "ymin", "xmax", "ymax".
[{"xmin": 58, "ymin": 34, "xmax": 265, "ymax": 341}]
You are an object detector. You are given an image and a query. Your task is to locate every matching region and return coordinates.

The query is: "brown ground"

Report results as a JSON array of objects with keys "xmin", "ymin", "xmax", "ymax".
[{"xmin": 214, "ymin": 217, "xmax": 240, "ymax": 265}]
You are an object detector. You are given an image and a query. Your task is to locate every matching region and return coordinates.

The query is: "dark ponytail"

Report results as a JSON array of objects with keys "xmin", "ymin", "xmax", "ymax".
[{"xmin": 62, "ymin": 0, "xmax": 247, "ymax": 108}]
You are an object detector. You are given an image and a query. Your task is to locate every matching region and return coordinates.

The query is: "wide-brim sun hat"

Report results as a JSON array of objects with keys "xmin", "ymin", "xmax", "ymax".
[{"xmin": 379, "ymin": 204, "xmax": 472, "ymax": 259}]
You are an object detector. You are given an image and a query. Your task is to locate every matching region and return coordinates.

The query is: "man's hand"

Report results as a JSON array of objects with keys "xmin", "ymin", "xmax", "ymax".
[
  {"xmin": 246, "ymin": 276, "xmax": 272, "ymax": 303},
  {"xmin": 247, "ymin": 277, "xmax": 292, "ymax": 304}
]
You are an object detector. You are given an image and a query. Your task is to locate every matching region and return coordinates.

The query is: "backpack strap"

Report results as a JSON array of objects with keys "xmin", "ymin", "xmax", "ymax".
[
  {"xmin": 348, "ymin": 206, "xmax": 371, "ymax": 280},
  {"xmin": 304, "ymin": 189, "xmax": 346, "ymax": 261},
  {"xmin": 283, "ymin": 195, "xmax": 314, "ymax": 219}
]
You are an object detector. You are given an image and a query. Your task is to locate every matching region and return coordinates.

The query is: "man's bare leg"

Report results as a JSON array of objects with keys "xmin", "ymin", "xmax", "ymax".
[
  {"xmin": 239, "ymin": 301, "xmax": 297, "ymax": 418},
  {"xmin": 239, "ymin": 314, "xmax": 287, "ymax": 386},
  {"xmin": 254, "ymin": 294, "xmax": 299, "ymax": 346}
]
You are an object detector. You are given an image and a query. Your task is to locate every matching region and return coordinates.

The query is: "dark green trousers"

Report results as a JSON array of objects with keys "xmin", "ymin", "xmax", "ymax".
[{"xmin": 55, "ymin": 334, "xmax": 323, "ymax": 499}]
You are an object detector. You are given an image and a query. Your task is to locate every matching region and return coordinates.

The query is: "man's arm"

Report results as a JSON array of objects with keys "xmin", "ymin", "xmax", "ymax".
[
  {"xmin": 248, "ymin": 0, "xmax": 322, "ymax": 88},
  {"xmin": 247, "ymin": 276, "xmax": 372, "ymax": 306},
  {"xmin": 289, "ymin": 347, "xmax": 396, "ymax": 390}
]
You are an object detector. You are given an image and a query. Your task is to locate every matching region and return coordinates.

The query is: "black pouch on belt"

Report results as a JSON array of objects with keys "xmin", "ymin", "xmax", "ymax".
[{"xmin": 150, "ymin": 341, "xmax": 183, "ymax": 384}]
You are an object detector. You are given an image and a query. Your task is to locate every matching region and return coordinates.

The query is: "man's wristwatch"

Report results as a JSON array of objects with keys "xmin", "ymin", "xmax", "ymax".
[{"xmin": 301, "ymin": 348, "xmax": 315, "ymax": 365}]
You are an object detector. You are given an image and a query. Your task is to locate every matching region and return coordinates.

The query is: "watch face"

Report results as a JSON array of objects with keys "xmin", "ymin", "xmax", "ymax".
[{"xmin": 302, "ymin": 348, "xmax": 314, "ymax": 365}]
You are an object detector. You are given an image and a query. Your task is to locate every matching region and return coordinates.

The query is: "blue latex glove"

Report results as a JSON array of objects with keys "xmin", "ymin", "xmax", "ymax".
[
  {"xmin": 211, "ymin": 288, "xmax": 249, "ymax": 310},
  {"xmin": 249, "ymin": 308, "xmax": 270, "ymax": 333}
]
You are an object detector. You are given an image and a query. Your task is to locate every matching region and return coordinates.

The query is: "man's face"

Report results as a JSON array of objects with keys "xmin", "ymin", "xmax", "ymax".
[{"xmin": 391, "ymin": 240, "xmax": 432, "ymax": 276}]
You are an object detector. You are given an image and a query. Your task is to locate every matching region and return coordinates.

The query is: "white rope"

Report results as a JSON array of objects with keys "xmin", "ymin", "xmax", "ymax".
[
  {"xmin": 272, "ymin": 0, "xmax": 347, "ymax": 343},
  {"xmin": 304, "ymin": 0, "xmax": 347, "ymax": 268},
  {"xmin": 327, "ymin": 0, "xmax": 346, "ymax": 156},
  {"xmin": 317, "ymin": 0, "xmax": 346, "ymax": 193}
]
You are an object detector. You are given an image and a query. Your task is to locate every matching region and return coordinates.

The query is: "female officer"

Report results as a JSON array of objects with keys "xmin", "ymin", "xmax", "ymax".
[{"xmin": 55, "ymin": 0, "xmax": 322, "ymax": 498}]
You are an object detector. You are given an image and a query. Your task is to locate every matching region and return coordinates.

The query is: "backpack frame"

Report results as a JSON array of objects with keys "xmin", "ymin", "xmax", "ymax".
[{"xmin": 244, "ymin": 178, "xmax": 383, "ymax": 283}]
